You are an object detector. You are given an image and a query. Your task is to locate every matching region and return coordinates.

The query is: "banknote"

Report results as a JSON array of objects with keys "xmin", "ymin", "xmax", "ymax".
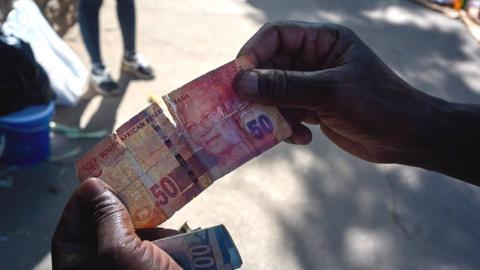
[
  {"xmin": 76, "ymin": 57, "xmax": 292, "ymax": 228},
  {"xmin": 153, "ymin": 225, "xmax": 242, "ymax": 270},
  {"xmin": 76, "ymin": 103, "xmax": 212, "ymax": 228},
  {"xmin": 163, "ymin": 56, "xmax": 292, "ymax": 179}
]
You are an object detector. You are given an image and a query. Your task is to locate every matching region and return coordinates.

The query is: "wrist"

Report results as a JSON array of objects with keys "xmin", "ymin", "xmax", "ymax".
[{"xmin": 399, "ymin": 92, "xmax": 480, "ymax": 183}]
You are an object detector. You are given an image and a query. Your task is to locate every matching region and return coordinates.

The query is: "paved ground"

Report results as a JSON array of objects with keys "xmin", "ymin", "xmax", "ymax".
[{"xmin": 1, "ymin": 0, "xmax": 480, "ymax": 269}]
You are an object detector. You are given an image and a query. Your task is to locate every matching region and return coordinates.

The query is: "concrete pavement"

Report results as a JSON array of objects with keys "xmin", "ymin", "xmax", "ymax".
[{"xmin": 1, "ymin": 0, "xmax": 480, "ymax": 269}]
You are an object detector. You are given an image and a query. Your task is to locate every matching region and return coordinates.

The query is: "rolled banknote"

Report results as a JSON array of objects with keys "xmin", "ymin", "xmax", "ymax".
[
  {"xmin": 76, "ymin": 57, "xmax": 292, "ymax": 228},
  {"xmin": 153, "ymin": 225, "xmax": 242, "ymax": 270}
]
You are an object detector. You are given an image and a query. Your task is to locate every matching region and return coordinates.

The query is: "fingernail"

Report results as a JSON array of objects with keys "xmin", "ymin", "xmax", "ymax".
[
  {"xmin": 235, "ymin": 71, "xmax": 258, "ymax": 96},
  {"xmin": 79, "ymin": 178, "xmax": 107, "ymax": 201}
]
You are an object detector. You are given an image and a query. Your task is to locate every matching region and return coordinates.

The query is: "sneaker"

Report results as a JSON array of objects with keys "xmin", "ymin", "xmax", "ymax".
[
  {"xmin": 121, "ymin": 53, "xmax": 155, "ymax": 80},
  {"xmin": 90, "ymin": 68, "xmax": 121, "ymax": 96}
]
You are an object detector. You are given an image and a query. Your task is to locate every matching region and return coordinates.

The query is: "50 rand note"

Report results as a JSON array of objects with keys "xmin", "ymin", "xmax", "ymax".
[{"xmin": 76, "ymin": 56, "xmax": 292, "ymax": 228}]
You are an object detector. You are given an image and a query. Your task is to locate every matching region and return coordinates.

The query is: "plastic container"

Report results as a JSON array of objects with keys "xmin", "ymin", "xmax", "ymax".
[{"xmin": 0, "ymin": 102, "xmax": 54, "ymax": 166}]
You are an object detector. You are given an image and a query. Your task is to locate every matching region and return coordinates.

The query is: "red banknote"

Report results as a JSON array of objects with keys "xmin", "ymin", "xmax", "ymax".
[{"xmin": 76, "ymin": 57, "xmax": 292, "ymax": 228}]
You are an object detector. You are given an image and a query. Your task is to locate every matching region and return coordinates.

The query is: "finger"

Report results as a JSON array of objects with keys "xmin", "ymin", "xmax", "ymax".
[
  {"xmin": 279, "ymin": 109, "xmax": 312, "ymax": 145},
  {"xmin": 55, "ymin": 178, "xmax": 181, "ymax": 270},
  {"xmin": 82, "ymin": 179, "xmax": 182, "ymax": 269},
  {"xmin": 77, "ymin": 178, "xmax": 138, "ymax": 257},
  {"xmin": 53, "ymin": 178, "xmax": 126, "ymax": 248},
  {"xmin": 136, "ymin": 228, "xmax": 181, "ymax": 241},
  {"xmin": 237, "ymin": 21, "xmax": 343, "ymax": 68},
  {"xmin": 285, "ymin": 123, "xmax": 313, "ymax": 145},
  {"xmin": 52, "ymin": 177, "xmax": 125, "ymax": 269},
  {"xmin": 320, "ymin": 124, "xmax": 375, "ymax": 162},
  {"xmin": 285, "ymin": 108, "xmax": 322, "ymax": 124},
  {"xmin": 234, "ymin": 68, "xmax": 341, "ymax": 109},
  {"xmin": 52, "ymin": 182, "xmax": 96, "ymax": 270},
  {"xmin": 53, "ymin": 186, "xmax": 91, "ymax": 243}
]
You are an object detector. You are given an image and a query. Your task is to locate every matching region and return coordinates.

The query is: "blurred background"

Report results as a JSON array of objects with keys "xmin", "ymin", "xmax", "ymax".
[{"xmin": 1, "ymin": 0, "xmax": 480, "ymax": 269}]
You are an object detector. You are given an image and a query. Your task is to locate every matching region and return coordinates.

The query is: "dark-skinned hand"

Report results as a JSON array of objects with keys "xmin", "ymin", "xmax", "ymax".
[
  {"xmin": 235, "ymin": 20, "xmax": 480, "ymax": 183},
  {"xmin": 51, "ymin": 178, "xmax": 183, "ymax": 270}
]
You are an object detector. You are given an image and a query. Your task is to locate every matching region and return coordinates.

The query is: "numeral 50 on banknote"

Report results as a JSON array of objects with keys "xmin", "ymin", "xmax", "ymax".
[
  {"xmin": 243, "ymin": 111, "xmax": 275, "ymax": 140},
  {"xmin": 150, "ymin": 176, "xmax": 180, "ymax": 206}
]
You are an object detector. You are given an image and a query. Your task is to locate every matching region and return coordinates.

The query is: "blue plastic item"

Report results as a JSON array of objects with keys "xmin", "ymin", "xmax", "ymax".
[{"xmin": 0, "ymin": 102, "xmax": 54, "ymax": 166}]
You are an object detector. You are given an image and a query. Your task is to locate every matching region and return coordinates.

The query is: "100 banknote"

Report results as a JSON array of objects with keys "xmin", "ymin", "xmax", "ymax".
[{"xmin": 154, "ymin": 225, "xmax": 242, "ymax": 270}]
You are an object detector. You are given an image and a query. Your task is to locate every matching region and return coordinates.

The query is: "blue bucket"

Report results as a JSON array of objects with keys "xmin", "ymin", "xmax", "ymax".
[{"xmin": 0, "ymin": 102, "xmax": 55, "ymax": 166}]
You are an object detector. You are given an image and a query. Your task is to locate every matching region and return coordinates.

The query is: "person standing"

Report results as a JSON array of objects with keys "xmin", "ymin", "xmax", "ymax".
[{"xmin": 78, "ymin": 0, "xmax": 154, "ymax": 95}]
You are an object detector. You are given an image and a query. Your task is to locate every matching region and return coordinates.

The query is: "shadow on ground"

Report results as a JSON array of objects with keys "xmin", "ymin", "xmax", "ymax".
[{"xmin": 240, "ymin": 0, "xmax": 480, "ymax": 269}]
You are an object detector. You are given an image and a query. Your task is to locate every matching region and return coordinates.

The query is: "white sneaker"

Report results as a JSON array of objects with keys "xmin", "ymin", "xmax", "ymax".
[
  {"xmin": 90, "ymin": 69, "xmax": 120, "ymax": 96},
  {"xmin": 121, "ymin": 53, "xmax": 155, "ymax": 80}
]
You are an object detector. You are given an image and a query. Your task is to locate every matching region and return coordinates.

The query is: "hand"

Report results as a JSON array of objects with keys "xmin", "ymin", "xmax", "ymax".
[
  {"xmin": 234, "ymin": 21, "xmax": 463, "ymax": 172},
  {"xmin": 52, "ymin": 178, "xmax": 182, "ymax": 270}
]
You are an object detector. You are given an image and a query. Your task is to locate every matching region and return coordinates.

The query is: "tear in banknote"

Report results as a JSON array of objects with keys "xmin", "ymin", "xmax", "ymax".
[
  {"xmin": 76, "ymin": 57, "xmax": 292, "ymax": 228},
  {"xmin": 153, "ymin": 225, "xmax": 242, "ymax": 270}
]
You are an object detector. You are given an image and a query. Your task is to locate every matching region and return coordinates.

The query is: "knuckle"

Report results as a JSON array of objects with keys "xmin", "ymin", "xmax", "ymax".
[
  {"xmin": 328, "ymin": 23, "xmax": 353, "ymax": 34},
  {"xmin": 338, "ymin": 24, "xmax": 354, "ymax": 34},
  {"xmin": 269, "ymin": 70, "xmax": 289, "ymax": 99},
  {"xmin": 338, "ymin": 25, "xmax": 357, "ymax": 42},
  {"xmin": 91, "ymin": 195, "xmax": 124, "ymax": 223},
  {"xmin": 267, "ymin": 20, "xmax": 287, "ymax": 27},
  {"xmin": 261, "ymin": 21, "xmax": 276, "ymax": 32},
  {"xmin": 264, "ymin": 20, "xmax": 294, "ymax": 34},
  {"xmin": 259, "ymin": 69, "xmax": 291, "ymax": 103},
  {"xmin": 259, "ymin": 70, "xmax": 286, "ymax": 100},
  {"xmin": 325, "ymin": 23, "xmax": 356, "ymax": 40},
  {"xmin": 275, "ymin": 70, "xmax": 290, "ymax": 99}
]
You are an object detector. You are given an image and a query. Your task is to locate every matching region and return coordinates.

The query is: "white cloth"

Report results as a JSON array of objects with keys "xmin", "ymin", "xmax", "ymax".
[{"xmin": 2, "ymin": 0, "xmax": 87, "ymax": 106}]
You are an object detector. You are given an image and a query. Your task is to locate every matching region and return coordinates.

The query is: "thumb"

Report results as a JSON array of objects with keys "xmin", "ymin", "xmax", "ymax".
[
  {"xmin": 234, "ymin": 69, "xmax": 338, "ymax": 109},
  {"xmin": 78, "ymin": 178, "xmax": 137, "ymax": 259},
  {"xmin": 51, "ymin": 177, "xmax": 133, "ymax": 270},
  {"xmin": 80, "ymin": 178, "xmax": 182, "ymax": 269}
]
